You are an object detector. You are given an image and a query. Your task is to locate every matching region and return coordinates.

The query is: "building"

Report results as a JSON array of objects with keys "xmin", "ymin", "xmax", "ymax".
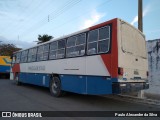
[{"xmin": 146, "ymin": 39, "xmax": 160, "ymax": 95}]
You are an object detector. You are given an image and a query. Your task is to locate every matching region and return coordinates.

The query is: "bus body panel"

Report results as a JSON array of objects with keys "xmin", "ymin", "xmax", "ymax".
[
  {"xmin": 61, "ymin": 75, "xmax": 112, "ymax": 95},
  {"xmin": 115, "ymin": 19, "xmax": 149, "ymax": 93},
  {"xmin": 0, "ymin": 56, "xmax": 11, "ymax": 79},
  {"xmin": 12, "ymin": 55, "xmax": 111, "ymax": 76},
  {"xmin": 117, "ymin": 19, "xmax": 148, "ymax": 81},
  {"xmin": 10, "ymin": 18, "xmax": 149, "ymax": 95},
  {"xmin": 17, "ymin": 72, "xmax": 113, "ymax": 95}
]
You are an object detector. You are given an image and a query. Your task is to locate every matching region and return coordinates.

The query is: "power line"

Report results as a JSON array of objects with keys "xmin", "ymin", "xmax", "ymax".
[
  {"xmin": 0, "ymin": 0, "xmax": 35, "ymax": 34},
  {"xmin": 22, "ymin": 0, "xmax": 113, "ymax": 41},
  {"xmin": 38, "ymin": 0, "xmax": 113, "ymax": 38},
  {"xmin": 20, "ymin": 0, "xmax": 82, "ymax": 38}
]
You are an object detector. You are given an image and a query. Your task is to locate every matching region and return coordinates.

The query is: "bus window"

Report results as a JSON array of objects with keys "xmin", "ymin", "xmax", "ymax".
[
  {"xmin": 87, "ymin": 42, "xmax": 97, "ymax": 55},
  {"xmin": 87, "ymin": 30, "xmax": 98, "ymax": 55},
  {"xmin": 76, "ymin": 33, "xmax": 86, "ymax": 56},
  {"xmin": 20, "ymin": 50, "xmax": 28, "ymax": 63},
  {"xmin": 49, "ymin": 39, "xmax": 65, "ymax": 59},
  {"xmin": 76, "ymin": 33, "xmax": 86, "ymax": 45},
  {"xmin": 57, "ymin": 39, "xmax": 65, "ymax": 59},
  {"xmin": 37, "ymin": 44, "xmax": 49, "ymax": 61},
  {"xmin": 49, "ymin": 51, "xmax": 56, "ymax": 59},
  {"xmin": 49, "ymin": 41, "xmax": 57, "ymax": 60},
  {"xmin": 37, "ymin": 46, "xmax": 43, "ymax": 61},
  {"xmin": 44, "ymin": 44, "xmax": 49, "ymax": 52},
  {"xmin": 88, "ymin": 30, "xmax": 98, "ymax": 43},
  {"xmin": 50, "ymin": 41, "xmax": 57, "ymax": 50},
  {"xmin": 32, "ymin": 47, "xmax": 37, "ymax": 62},
  {"xmin": 57, "ymin": 49, "xmax": 65, "ymax": 59},
  {"xmin": 28, "ymin": 47, "xmax": 37, "ymax": 62},
  {"xmin": 99, "ymin": 26, "xmax": 110, "ymax": 40},
  {"xmin": 87, "ymin": 26, "xmax": 110, "ymax": 55},
  {"xmin": 66, "ymin": 33, "xmax": 86, "ymax": 57},
  {"xmin": 67, "ymin": 37, "xmax": 76, "ymax": 47},
  {"xmin": 16, "ymin": 52, "xmax": 21, "ymax": 63},
  {"xmin": 43, "ymin": 44, "xmax": 49, "ymax": 60},
  {"xmin": 98, "ymin": 26, "xmax": 110, "ymax": 53},
  {"xmin": 98, "ymin": 40, "xmax": 109, "ymax": 53},
  {"xmin": 58, "ymin": 39, "xmax": 65, "ymax": 49},
  {"xmin": 66, "ymin": 47, "xmax": 76, "ymax": 57}
]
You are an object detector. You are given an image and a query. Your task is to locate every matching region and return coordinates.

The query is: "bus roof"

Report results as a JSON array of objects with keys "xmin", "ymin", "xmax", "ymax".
[{"xmin": 14, "ymin": 18, "xmax": 145, "ymax": 54}]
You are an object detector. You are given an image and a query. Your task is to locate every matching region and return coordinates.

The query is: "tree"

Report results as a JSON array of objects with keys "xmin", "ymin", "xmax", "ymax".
[
  {"xmin": 0, "ymin": 43, "xmax": 21, "ymax": 56},
  {"xmin": 37, "ymin": 34, "xmax": 53, "ymax": 44}
]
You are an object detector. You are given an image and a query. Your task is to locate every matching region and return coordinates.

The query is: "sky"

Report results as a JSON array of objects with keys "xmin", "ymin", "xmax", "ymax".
[{"xmin": 0, "ymin": 0, "xmax": 160, "ymax": 49}]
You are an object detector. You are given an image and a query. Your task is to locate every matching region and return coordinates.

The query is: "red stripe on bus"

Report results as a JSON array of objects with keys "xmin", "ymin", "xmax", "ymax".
[
  {"xmin": 111, "ymin": 19, "xmax": 118, "ymax": 78},
  {"xmin": 100, "ymin": 19, "xmax": 118, "ymax": 78},
  {"xmin": 89, "ymin": 18, "xmax": 117, "ymax": 30},
  {"xmin": 101, "ymin": 54, "xmax": 111, "ymax": 76}
]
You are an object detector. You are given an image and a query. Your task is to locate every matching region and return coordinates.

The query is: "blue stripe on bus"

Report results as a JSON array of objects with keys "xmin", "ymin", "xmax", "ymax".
[
  {"xmin": 19, "ymin": 73, "xmax": 118, "ymax": 95},
  {"xmin": 0, "ymin": 65, "xmax": 10, "ymax": 72},
  {"xmin": 19, "ymin": 73, "xmax": 50, "ymax": 87},
  {"xmin": 60, "ymin": 75, "xmax": 113, "ymax": 95}
]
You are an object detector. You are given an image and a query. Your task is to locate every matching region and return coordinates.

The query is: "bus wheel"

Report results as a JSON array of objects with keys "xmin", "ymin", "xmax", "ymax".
[
  {"xmin": 15, "ymin": 74, "xmax": 21, "ymax": 86},
  {"xmin": 50, "ymin": 77, "xmax": 62, "ymax": 97}
]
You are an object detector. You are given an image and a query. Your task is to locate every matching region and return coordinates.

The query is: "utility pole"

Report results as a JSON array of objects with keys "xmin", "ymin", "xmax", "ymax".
[
  {"xmin": 138, "ymin": 0, "xmax": 144, "ymax": 98},
  {"xmin": 138, "ymin": 0, "xmax": 143, "ymax": 32}
]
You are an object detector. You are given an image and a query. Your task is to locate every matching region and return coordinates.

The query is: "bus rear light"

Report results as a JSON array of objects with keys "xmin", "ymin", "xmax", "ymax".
[{"xmin": 118, "ymin": 67, "xmax": 123, "ymax": 75}]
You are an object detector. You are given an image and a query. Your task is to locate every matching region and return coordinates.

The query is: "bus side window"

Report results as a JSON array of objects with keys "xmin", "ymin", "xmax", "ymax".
[
  {"xmin": 37, "ymin": 46, "xmax": 44, "ymax": 61},
  {"xmin": 87, "ymin": 26, "xmax": 110, "ymax": 55},
  {"xmin": 43, "ymin": 44, "xmax": 49, "ymax": 60},
  {"xmin": 49, "ymin": 39, "xmax": 65, "ymax": 59},
  {"xmin": 57, "ymin": 39, "xmax": 65, "ymax": 59},
  {"xmin": 87, "ymin": 30, "xmax": 98, "ymax": 55},
  {"xmin": 66, "ymin": 37, "xmax": 76, "ymax": 57},
  {"xmin": 49, "ymin": 41, "xmax": 57, "ymax": 60},
  {"xmin": 66, "ymin": 33, "xmax": 86, "ymax": 57},
  {"xmin": 76, "ymin": 33, "xmax": 86, "ymax": 56},
  {"xmin": 98, "ymin": 26, "xmax": 110, "ymax": 53},
  {"xmin": 16, "ymin": 52, "xmax": 21, "ymax": 63},
  {"xmin": 32, "ymin": 47, "xmax": 37, "ymax": 62},
  {"xmin": 20, "ymin": 50, "xmax": 28, "ymax": 63},
  {"xmin": 28, "ymin": 47, "xmax": 37, "ymax": 62}
]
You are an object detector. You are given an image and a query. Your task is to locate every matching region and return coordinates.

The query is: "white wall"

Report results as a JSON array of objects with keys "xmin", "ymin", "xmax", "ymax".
[{"xmin": 145, "ymin": 39, "xmax": 160, "ymax": 94}]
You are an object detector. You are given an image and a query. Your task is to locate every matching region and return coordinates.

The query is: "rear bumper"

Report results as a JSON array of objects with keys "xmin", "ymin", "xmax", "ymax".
[{"xmin": 112, "ymin": 82, "xmax": 149, "ymax": 94}]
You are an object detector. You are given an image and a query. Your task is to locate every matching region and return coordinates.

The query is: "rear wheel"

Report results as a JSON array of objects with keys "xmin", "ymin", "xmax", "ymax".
[{"xmin": 50, "ymin": 76, "xmax": 63, "ymax": 97}]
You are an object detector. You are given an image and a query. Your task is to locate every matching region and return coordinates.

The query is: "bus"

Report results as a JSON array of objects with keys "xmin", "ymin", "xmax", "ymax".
[
  {"xmin": 10, "ymin": 18, "xmax": 149, "ymax": 97},
  {"xmin": 0, "ymin": 56, "xmax": 11, "ymax": 79}
]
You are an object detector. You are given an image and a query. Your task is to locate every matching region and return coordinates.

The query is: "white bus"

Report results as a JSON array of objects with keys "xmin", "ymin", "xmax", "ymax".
[{"xmin": 10, "ymin": 18, "xmax": 149, "ymax": 97}]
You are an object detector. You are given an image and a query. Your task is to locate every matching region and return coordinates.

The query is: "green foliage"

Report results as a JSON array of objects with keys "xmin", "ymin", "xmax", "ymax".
[
  {"xmin": 37, "ymin": 34, "xmax": 53, "ymax": 44},
  {"xmin": 0, "ymin": 44, "xmax": 21, "ymax": 56}
]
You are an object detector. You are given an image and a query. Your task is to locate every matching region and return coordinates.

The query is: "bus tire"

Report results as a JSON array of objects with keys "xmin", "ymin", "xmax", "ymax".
[
  {"xmin": 50, "ymin": 76, "xmax": 63, "ymax": 97},
  {"xmin": 15, "ymin": 73, "xmax": 21, "ymax": 86}
]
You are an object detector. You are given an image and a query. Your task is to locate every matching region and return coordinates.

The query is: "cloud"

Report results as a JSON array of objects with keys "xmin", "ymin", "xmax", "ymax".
[
  {"xmin": 131, "ymin": 16, "xmax": 138, "ymax": 26},
  {"xmin": 81, "ymin": 10, "xmax": 105, "ymax": 29},
  {"xmin": 0, "ymin": 10, "xmax": 24, "ymax": 22},
  {"xmin": 0, "ymin": 36, "xmax": 35, "ymax": 49},
  {"xmin": 131, "ymin": 4, "xmax": 151, "ymax": 25}
]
